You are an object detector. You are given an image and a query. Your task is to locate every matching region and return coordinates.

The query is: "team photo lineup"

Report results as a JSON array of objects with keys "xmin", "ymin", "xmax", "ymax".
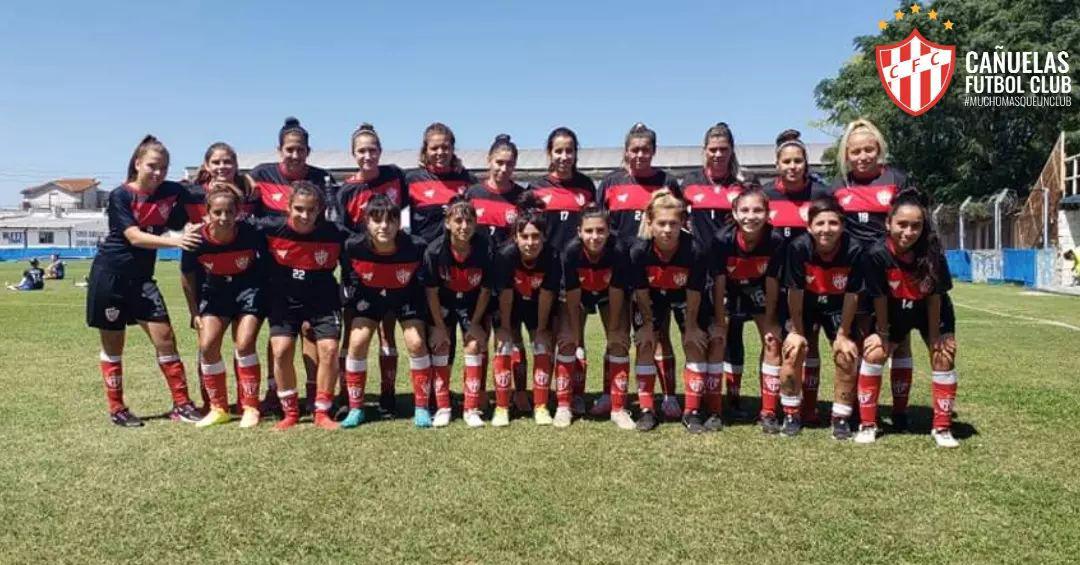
[{"xmin": 89, "ymin": 116, "xmax": 960, "ymax": 447}]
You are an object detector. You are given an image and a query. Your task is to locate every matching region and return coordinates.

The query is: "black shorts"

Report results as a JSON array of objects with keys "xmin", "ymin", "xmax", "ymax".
[
  {"xmin": 429, "ymin": 292, "xmax": 488, "ymax": 333},
  {"xmin": 887, "ymin": 293, "xmax": 956, "ymax": 344},
  {"xmin": 726, "ymin": 285, "xmax": 767, "ymax": 321},
  {"xmin": 86, "ymin": 264, "xmax": 169, "ymax": 330},
  {"xmin": 269, "ymin": 295, "xmax": 342, "ymax": 341},
  {"xmin": 346, "ymin": 285, "xmax": 423, "ymax": 323},
  {"xmin": 198, "ymin": 281, "xmax": 266, "ymax": 320},
  {"xmin": 801, "ymin": 299, "xmax": 854, "ymax": 342},
  {"xmin": 581, "ymin": 290, "xmax": 610, "ymax": 314},
  {"xmin": 632, "ymin": 293, "xmax": 710, "ymax": 335}
]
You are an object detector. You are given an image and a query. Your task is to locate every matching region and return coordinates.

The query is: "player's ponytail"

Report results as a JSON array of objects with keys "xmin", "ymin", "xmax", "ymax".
[
  {"xmin": 622, "ymin": 122, "xmax": 657, "ymax": 165},
  {"xmin": 279, "ymin": 116, "xmax": 310, "ymax": 149},
  {"xmin": 638, "ymin": 189, "xmax": 686, "ymax": 240},
  {"xmin": 489, "ymin": 133, "xmax": 518, "ymax": 160},
  {"xmin": 512, "ymin": 191, "xmax": 547, "ymax": 237},
  {"xmin": 126, "ymin": 135, "xmax": 170, "ymax": 182},
  {"xmin": 889, "ymin": 188, "xmax": 942, "ymax": 288},
  {"xmin": 351, "ymin": 122, "xmax": 381, "ymax": 152}
]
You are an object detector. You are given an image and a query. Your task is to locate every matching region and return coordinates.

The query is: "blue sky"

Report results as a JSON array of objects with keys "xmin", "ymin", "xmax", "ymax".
[{"xmin": 0, "ymin": 0, "xmax": 899, "ymax": 204}]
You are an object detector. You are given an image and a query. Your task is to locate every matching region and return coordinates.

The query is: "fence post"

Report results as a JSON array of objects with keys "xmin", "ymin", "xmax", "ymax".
[{"xmin": 959, "ymin": 196, "xmax": 972, "ymax": 250}]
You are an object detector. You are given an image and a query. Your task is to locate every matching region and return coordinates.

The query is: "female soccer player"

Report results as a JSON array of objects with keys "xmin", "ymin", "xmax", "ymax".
[
  {"xmin": 341, "ymin": 195, "xmax": 435, "ymax": 428},
  {"xmin": 180, "ymin": 183, "xmax": 266, "ymax": 428},
  {"xmin": 465, "ymin": 134, "xmax": 525, "ymax": 248},
  {"xmin": 405, "ymin": 122, "xmax": 476, "ymax": 244},
  {"xmin": 253, "ymin": 181, "xmax": 346, "ymax": 431},
  {"xmin": 627, "ymin": 190, "xmax": 710, "ymax": 433},
  {"xmin": 597, "ymin": 123, "xmax": 684, "ymax": 420},
  {"xmin": 559, "ymin": 205, "xmax": 633, "ymax": 429},
  {"xmin": 422, "ymin": 196, "xmax": 493, "ymax": 427},
  {"xmin": 87, "ymin": 135, "xmax": 202, "ymax": 427},
  {"xmin": 492, "ymin": 194, "xmax": 563, "ymax": 426},
  {"xmin": 763, "ymin": 129, "xmax": 832, "ymax": 425},
  {"xmin": 712, "ymin": 188, "xmax": 788, "ymax": 434},
  {"xmin": 336, "ymin": 123, "xmax": 409, "ymax": 415},
  {"xmin": 857, "ymin": 189, "xmax": 959, "ymax": 447},
  {"xmin": 833, "ymin": 118, "xmax": 919, "ymax": 430},
  {"xmin": 781, "ymin": 195, "xmax": 864, "ymax": 440}
]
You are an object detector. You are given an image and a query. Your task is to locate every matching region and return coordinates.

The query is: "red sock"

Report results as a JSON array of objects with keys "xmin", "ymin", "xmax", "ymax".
[
  {"xmin": 432, "ymin": 354, "xmax": 451, "ymax": 410},
  {"xmin": 313, "ymin": 389, "xmax": 338, "ymax": 429},
  {"xmin": 705, "ymin": 363, "xmax": 723, "ymax": 415},
  {"xmin": 781, "ymin": 392, "xmax": 802, "ymax": 417},
  {"xmin": 724, "ymin": 362, "xmax": 743, "ymax": 401},
  {"xmin": 609, "ymin": 355, "xmax": 630, "ymax": 412},
  {"xmin": 657, "ymin": 355, "xmax": 676, "ymax": 396},
  {"xmin": 801, "ymin": 358, "xmax": 821, "ymax": 422},
  {"xmin": 532, "ymin": 345, "xmax": 552, "ymax": 409},
  {"xmin": 572, "ymin": 347, "xmax": 587, "ymax": 397},
  {"xmin": 233, "ymin": 354, "xmax": 242, "ymax": 412},
  {"xmin": 683, "ymin": 362, "xmax": 706, "ymax": 413},
  {"xmin": 480, "ymin": 352, "xmax": 489, "ymax": 403},
  {"xmin": 463, "ymin": 354, "xmax": 484, "ymax": 411},
  {"xmin": 345, "ymin": 357, "xmax": 368, "ymax": 410},
  {"xmin": 379, "ymin": 347, "xmax": 398, "ymax": 396},
  {"xmin": 99, "ymin": 352, "xmax": 125, "ymax": 413},
  {"xmin": 760, "ymin": 363, "xmax": 781, "ymax": 418},
  {"xmin": 157, "ymin": 354, "xmax": 192, "ymax": 406},
  {"xmin": 512, "ymin": 346, "xmax": 528, "ymax": 393},
  {"xmin": 493, "ymin": 345, "xmax": 513, "ymax": 408},
  {"xmin": 890, "ymin": 357, "xmax": 913, "ymax": 416},
  {"xmin": 236, "ymin": 353, "xmax": 261, "ymax": 410},
  {"xmin": 931, "ymin": 370, "xmax": 957, "ymax": 430},
  {"xmin": 857, "ymin": 360, "xmax": 884, "ymax": 426},
  {"xmin": 277, "ymin": 389, "xmax": 299, "ymax": 428},
  {"xmin": 409, "ymin": 355, "xmax": 432, "ymax": 409},
  {"xmin": 602, "ymin": 354, "xmax": 612, "ymax": 395},
  {"xmin": 196, "ymin": 352, "xmax": 210, "ymax": 409},
  {"xmin": 555, "ymin": 353, "xmax": 575, "ymax": 409},
  {"xmin": 199, "ymin": 359, "xmax": 229, "ymax": 410},
  {"xmin": 636, "ymin": 364, "xmax": 657, "ymax": 411}
]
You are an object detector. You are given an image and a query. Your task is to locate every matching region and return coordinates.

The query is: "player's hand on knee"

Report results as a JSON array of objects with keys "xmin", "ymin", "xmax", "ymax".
[{"xmin": 782, "ymin": 333, "xmax": 807, "ymax": 361}]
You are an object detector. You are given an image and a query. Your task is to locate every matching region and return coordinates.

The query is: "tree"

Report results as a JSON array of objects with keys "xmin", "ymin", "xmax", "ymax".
[{"xmin": 814, "ymin": 0, "xmax": 1080, "ymax": 202}]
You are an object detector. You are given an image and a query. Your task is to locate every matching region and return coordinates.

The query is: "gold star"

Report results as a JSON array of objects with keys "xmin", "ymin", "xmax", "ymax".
[
  {"xmin": 944, "ymin": 19, "xmax": 954, "ymax": 30},
  {"xmin": 895, "ymin": 10, "xmax": 905, "ymax": 20},
  {"xmin": 911, "ymin": 4, "xmax": 921, "ymax": 14},
  {"xmin": 879, "ymin": 19, "xmax": 888, "ymax": 30},
  {"xmin": 928, "ymin": 9, "xmax": 938, "ymax": 20}
]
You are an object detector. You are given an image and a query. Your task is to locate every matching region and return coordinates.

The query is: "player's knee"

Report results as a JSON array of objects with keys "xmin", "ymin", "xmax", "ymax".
[{"xmin": 862, "ymin": 341, "xmax": 887, "ymax": 365}]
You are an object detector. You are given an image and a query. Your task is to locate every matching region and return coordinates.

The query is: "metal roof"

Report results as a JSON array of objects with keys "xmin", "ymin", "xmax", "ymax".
[{"xmin": 0, "ymin": 212, "xmax": 107, "ymax": 230}]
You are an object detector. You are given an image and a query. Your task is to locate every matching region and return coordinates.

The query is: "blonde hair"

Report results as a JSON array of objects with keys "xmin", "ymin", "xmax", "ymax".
[
  {"xmin": 837, "ymin": 118, "xmax": 888, "ymax": 179},
  {"xmin": 637, "ymin": 189, "xmax": 686, "ymax": 239}
]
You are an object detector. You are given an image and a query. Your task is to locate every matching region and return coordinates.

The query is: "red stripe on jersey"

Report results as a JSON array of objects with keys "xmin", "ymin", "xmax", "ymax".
[
  {"xmin": 604, "ymin": 184, "xmax": 663, "ymax": 212},
  {"xmin": 267, "ymin": 237, "xmax": 340, "ymax": 271},
  {"xmin": 534, "ymin": 187, "xmax": 592, "ymax": 211},
  {"xmin": 130, "ymin": 194, "xmax": 178, "ymax": 227},
  {"xmin": 683, "ymin": 184, "xmax": 740, "ymax": 210},
  {"xmin": 646, "ymin": 265, "xmax": 690, "ymax": 290},
  {"xmin": 185, "ymin": 203, "xmax": 207, "ymax": 220},
  {"xmin": 578, "ymin": 267, "xmax": 613, "ymax": 293},
  {"xmin": 257, "ymin": 182, "xmax": 293, "ymax": 213},
  {"xmin": 768, "ymin": 200, "xmax": 810, "ymax": 228},
  {"xmin": 474, "ymin": 198, "xmax": 518, "ymax": 228},
  {"xmin": 198, "ymin": 249, "xmax": 257, "ymax": 276},
  {"xmin": 345, "ymin": 179, "xmax": 404, "ymax": 224},
  {"xmin": 513, "ymin": 269, "xmax": 545, "ymax": 299},
  {"xmin": 804, "ymin": 264, "xmax": 851, "ymax": 295},
  {"xmin": 886, "ymin": 267, "xmax": 932, "ymax": 301},
  {"xmin": 442, "ymin": 265, "xmax": 484, "ymax": 293},
  {"xmin": 351, "ymin": 260, "xmax": 419, "ymax": 289},
  {"xmin": 725, "ymin": 256, "xmax": 769, "ymax": 281},
  {"xmin": 834, "ymin": 184, "xmax": 897, "ymax": 213},
  {"xmin": 409, "ymin": 179, "xmax": 467, "ymax": 207}
]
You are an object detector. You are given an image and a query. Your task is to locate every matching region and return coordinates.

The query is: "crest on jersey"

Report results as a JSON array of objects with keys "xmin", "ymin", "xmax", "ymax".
[
  {"xmin": 888, "ymin": 279, "xmax": 901, "ymax": 290},
  {"xmin": 356, "ymin": 299, "xmax": 369, "ymax": 312},
  {"xmin": 876, "ymin": 28, "xmax": 956, "ymax": 117},
  {"xmin": 726, "ymin": 191, "xmax": 738, "ymax": 203},
  {"xmin": 314, "ymin": 250, "xmax": 328, "ymax": 266},
  {"xmin": 575, "ymin": 193, "xmax": 586, "ymax": 206},
  {"xmin": 386, "ymin": 188, "xmax": 399, "ymax": 203},
  {"xmin": 616, "ymin": 193, "xmax": 629, "ymax": 203},
  {"xmin": 272, "ymin": 193, "xmax": 283, "ymax": 202},
  {"xmin": 201, "ymin": 260, "xmax": 215, "ymax": 271},
  {"xmin": 832, "ymin": 273, "xmax": 848, "ymax": 290},
  {"xmin": 806, "ymin": 274, "xmax": 817, "ymax": 285},
  {"xmin": 673, "ymin": 272, "xmax": 688, "ymax": 287},
  {"xmin": 602, "ymin": 272, "xmax": 612, "ymax": 284},
  {"xmin": 396, "ymin": 268, "xmax": 412, "ymax": 285},
  {"xmin": 541, "ymin": 194, "xmax": 553, "ymax": 205},
  {"xmin": 235, "ymin": 256, "xmax": 250, "ymax": 270},
  {"xmin": 276, "ymin": 248, "xmax": 288, "ymax": 259},
  {"xmin": 156, "ymin": 201, "xmax": 171, "ymax": 218},
  {"xmin": 505, "ymin": 209, "xmax": 517, "ymax": 224},
  {"xmin": 840, "ymin": 194, "xmax": 854, "ymax": 207},
  {"xmin": 877, "ymin": 190, "xmax": 894, "ymax": 206},
  {"xmin": 799, "ymin": 204, "xmax": 810, "ymax": 222},
  {"xmin": 476, "ymin": 208, "xmax": 486, "ymax": 217},
  {"xmin": 530, "ymin": 276, "xmax": 542, "ymax": 289},
  {"xmin": 468, "ymin": 273, "xmax": 482, "ymax": 287},
  {"xmin": 362, "ymin": 271, "xmax": 374, "ymax": 281},
  {"xmin": 424, "ymin": 189, "xmax": 436, "ymax": 199},
  {"xmin": 769, "ymin": 210, "xmax": 778, "ymax": 221},
  {"xmin": 693, "ymin": 192, "xmax": 705, "ymax": 203},
  {"xmin": 758, "ymin": 262, "xmax": 768, "ymax": 275},
  {"xmin": 105, "ymin": 307, "xmax": 120, "ymax": 322}
]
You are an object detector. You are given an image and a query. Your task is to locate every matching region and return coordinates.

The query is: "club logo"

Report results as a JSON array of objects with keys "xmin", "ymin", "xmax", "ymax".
[
  {"xmin": 534, "ymin": 370, "xmax": 550, "ymax": 387},
  {"xmin": 575, "ymin": 193, "xmax": 586, "ymax": 206},
  {"xmin": 356, "ymin": 299, "xmax": 369, "ymax": 312},
  {"xmin": 693, "ymin": 192, "xmax": 705, "ymax": 203},
  {"xmin": 468, "ymin": 273, "xmax": 482, "ymax": 287},
  {"xmin": 764, "ymin": 376, "xmax": 780, "ymax": 393},
  {"xmin": 235, "ymin": 256, "xmax": 250, "ymax": 270},
  {"xmin": 424, "ymin": 189, "xmax": 436, "ymax": 199},
  {"xmin": 858, "ymin": 391, "xmax": 873, "ymax": 405},
  {"xmin": 276, "ymin": 248, "xmax": 288, "ymax": 259},
  {"xmin": 892, "ymin": 381, "xmax": 910, "ymax": 395},
  {"xmin": 758, "ymin": 262, "xmax": 768, "ymax": 275},
  {"xmin": 104, "ymin": 307, "xmax": 120, "ymax": 322},
  {"xmin": 348, "ymin": 386, "xmax": 362, "ymax": 399},
  {"xmin": 156, "ymin": 201, "xmax": 171, "ymax": 218},
  {"xmin": 396, "ymin": 268, "xmax": 412, "ymax": 285},
  {"xmin": 466, "ymin": 379, "xmax": 480, "ymax": 393},
  {"xmin": 673, "ymin": 272, "xmax": 688, "ymax": 287},
  {"xmin": 104, "ymin": 374, "xmax": 122, "ymax": 389},
  {"xmin": 505, "ymin": 209, "xmax": 517, "ymax": 224},
  {"xmin": 476, "ymin": 208, "xmax": 485, "ymax": 217},
  {"xmin": 362, "ymin": 272, "xmax": 374, "ymax": 281},
  {"xmin": 705, "ymin": 375, "xmax": 721, "ymax": 391},
  {"xmin": 769, "ymin": 210, "xmax": 778, "ymax": 220},
  {"xmin": 495, "ymin": 370, "xmax": 511, "ymax": 388},
  {"xmin": 688, "ymin": 379, "xmax": 704, "ymax": 393},
  {"xmin": 386, "ymin": 187, "xmax": 399, "ymax": 203},
  {"xmin": 314, "ymin": 250, "xmax": 328, "ymax": 266},
  {"xmin": 726, "ymin": 191, "xmax": 738, "ymax": 203},
  {"xmin": 530, "ymin": 275, "xmax": 542, "ymax": 289},
  {"xmin": 841, "ymin": 194, "xmax": 854, "ymax": 207},
  {"xmin": 616, "ymin": 193, "xmax": 629, "ymax": 203},
  {"xmin": 541, "ymin": 194, "xmax": 553, "ymax": 205},
  {"xmin": 272, "ymin": 193, "xmax": 283, "ymax": 202},
  {"xmin": 556, "ymin": 376, "xmax": 569, "ymax": 391},
  {"xmin": 936, "ymin": 397, "xmax": 954, "ymax": 412},
  {"xmin": 799, "ymin": 204, "xmax": 809, "ymax": 222},
  {"xmin": 832, "ymin": 273, "xmax": 848, "ymax": 290},
  {"xmin": 201, "ymin": 260, "xmax": 215, "ymax": 271},
  {"xmin": 876, "ymin": 28, "xmax": 955, "ymax": 116},
  {"xmin": 242, "ymin": 382, "xmax": 258, "ymax": 397},
  {"xmin": 806, "ymin": 274, "xmax": 816, "ymax": 285},
  {"xmin": 613, "ymin": 376, "xmax": 628, "ymax": 392},
  {"xmin": 889, "ymin": 279, "xmax": 901, "ymax": 290}
]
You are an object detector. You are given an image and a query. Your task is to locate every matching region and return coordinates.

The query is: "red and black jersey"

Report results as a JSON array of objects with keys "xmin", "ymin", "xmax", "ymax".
[
  {"xmin": 336, "ymin": 165, "xmax": 407, "ymax": 231},
  {"xmin": 863, "ymin": 239, "xmax": 952, "ymax": 303},
  {"xmin": 180, "ymin": 222, "xmax": 264, "ymax": 287},
  {"xmin": 829, "ymin": 166, "xmax": 914, "ymax": 244},
  {"xmin": 627, "ymin": 231, "xmax": 707, "ymax": 303},
  {"xmin": 464, "ymin": 181, "xmax": 524, "ymax": 249},
  {"xmin": 561, "ymin": 236, "xmax": 627, "ymax": 297},
  {"xmin": 681, "ymin": 169, "xmax": 741, "ymax": 249},
  {"xmin": 763, "ymin": 177, "xmax": 832, "ymax": 242},
  {"xmin": 250, "ymin": 216, "xmax": 345, "ymax": 289},
  {"xmin": 527, "ymin": 172, "xmax": 597, "ymax": 251},
  {"xmin": 493, "ymin": 242, "xmax": 562, "ymax": 302},
  {"xmin": 783, "ymin": 232, "xmax": 864, "ymax": 312},
  {"xmin": 249, "ymin": 162, "xmax": 333, "ymax": 218},
  {"xmin": 94, "ymin": 181, "xmax": 190, "ymax": 278},
  {"xmin": 596, "ymin": 169, "xmax": 682, "ymax": 243},
  {"xmin": 405, "ymin": 167, "xmax": 477, "ymax": 244},
  {"xmin": 344, "ymin": 231, "xmax": 425, "ymax": 295},
  {"xmin": 179, "ymin": 181, "xmax": 258, "ymax": 222},
  {"xmin": 421, "ymin": 232, "xmax": 493, "ymax": 306},
  {"xmin": 713, "ymin": 227, "xmax": 785, "ymax": 296}
]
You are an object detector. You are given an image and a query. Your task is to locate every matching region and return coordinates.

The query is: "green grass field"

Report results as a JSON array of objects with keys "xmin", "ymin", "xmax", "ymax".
[{"xmin": 2, "ymin": 260, "xmax": 1079, "ymax": 564}]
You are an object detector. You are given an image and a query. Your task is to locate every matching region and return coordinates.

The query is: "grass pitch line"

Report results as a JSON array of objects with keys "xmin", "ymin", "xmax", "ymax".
[{"xmin": 953, "ymin": 301, "xmax": 1080, "ymax": 332}]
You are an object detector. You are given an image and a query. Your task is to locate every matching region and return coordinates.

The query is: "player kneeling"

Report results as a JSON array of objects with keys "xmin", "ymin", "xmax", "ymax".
[
  {"xmin": 857, "ymin": 189, "xmax": 959, "ymax": 448},
  {"xmin": 341, "ymin": 195, "xmax": 433, "ymax": 428}
]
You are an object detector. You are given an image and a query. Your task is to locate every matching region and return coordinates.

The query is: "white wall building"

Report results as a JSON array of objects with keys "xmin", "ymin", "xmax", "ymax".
[
  {"xmin": 20, "ymin": 178, "xmax": 105, "ymax": 210},
  {"xmin": 0, "ymin": 209, "xmax": 108, "ymax": 248}
]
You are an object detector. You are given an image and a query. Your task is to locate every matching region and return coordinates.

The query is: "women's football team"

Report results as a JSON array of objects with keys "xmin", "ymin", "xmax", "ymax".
[{"xmin": 85, "ymin": 116, "xmax": 961, "ymax": 447}]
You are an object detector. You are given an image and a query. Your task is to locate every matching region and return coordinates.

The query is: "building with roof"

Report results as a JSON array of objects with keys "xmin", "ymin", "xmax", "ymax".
[
  {"xmin": 0, "ymin": 208, "xmax": 107, "ymax": 249},
  {"xmin": 20, "ymin": 178, "xmax": 105, "ymax": 210}
]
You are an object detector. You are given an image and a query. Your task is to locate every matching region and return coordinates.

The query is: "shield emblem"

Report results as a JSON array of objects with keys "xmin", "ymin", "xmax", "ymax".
[
  {"xmin": 541, "ymin": 194, "xmax": 553, "ymax": 205},
  {"xmin": 858, "ymin": 391, "xmax": 872, "ymax": 405},
  {"xmin": 235, "ymin": 256, "xmax": 250, "ymax": 270},
  {"xmin": 757, "ymin": 262, "xmax": 767, "ymax": 275},
  {"xmin": 693, "ymin": 192, "xmax": 705, "ymax": 203},
  {"xmin": 575, "ymin": 193, "xmax": 586, "ymax": 206},
  {"xmin": 362, "ymin": 272, "xmax": 374, "ymax": 281},
  {"xmin": 314, "ymin": 250, "xmax": 328, "ymax": 266},
  {"xmin": 201, "ymin": 260, "xmax": 214, "ymax": 271},
  {"xmin": 602, "ymin": 272, "xmax": 611, "ymax": 284},
  {"xmin": 613, "ymin": 377, "xmax": 628, "ymax": 392},
  {"xmin": 505, "ymin": 209, "xmax": 517, "ymax": 224},
  {"xmin": 424, "ymin": 189, "xmax": 436, "ymax": 199},
  {"xmin": 876, "ymin": 28, "xmax": 956, "ymax": 117},
  {"xmin": 156, "ymin": 201, "xmax": 171, "ymax": 218},
  {"xmin": 272, "ymin": 193, "xmax": 283, "ymax": 202},
  {"xmin": 832, "ymin": 273, "xmax": 848, "ymax": 290},
  {"xmin": 616, "ymin": 193, "xmax": 629, "ymax": 203},
  {"xmin": 936, "ymin": 398, "xmax": 953, "ymax": 412},
  {"xmin": 726, "ymin": 192, "xmax": 738, "ymax": 203},
  {"xmin": 530, "ymin": 275, "xmax": 542, "ymax": 289},
  {"xmin": 534, "ymin": 370, "xmax": 550, "ymax": 387},
  {"xmin": 688, "ymin": 380, "xmax": 703, "ymax": 393},
  {"xmin": 476, "ymin": 207, "xmax": 485, "ymax": 217},
  {"xmin": 556, "ymin": 376, "xmax": 569, "ymax": 391},
  {"xmin": 104, "ymin": 374, "xmax": 122, "ymax": 389},
  {"xmin": 276, "ymin": 248, "xmax": 288, "ymax": 259},
  {"xmin": 495, "ymin": 371, "xmax": 511, "ymax": 388},
  {"xmin": 769, "ymin": 210, "xmax": 778, "ymax": 221},
  {"xmin": 105, "ymin": 307, "xmax": 120, "ymax": 322},
  {"xmin": 386, "ymin": 187, "xmax": 398, "ymax": 203},
  {"xmin": 705, "ymin": 376, "xmax": 721, "ymax": 392},
  {"xmin": 877, "ymin": 189, "xmax": 893, "ymax": 206},
  {"xmin": 466, "ymin": 379, "xmax": 480, "ymax": 393},
  {"xmin": 468, "ymin": 273, "xmax": 482, "ymax": 287},
  {"xmin": 798, "ymin": 204, "xmax": 809, "ymax": 222},
  {"xmin": 888, "ymin": 279, "xmax": 901, "ymax": 290},
  {"xmin": 673, "ymin": 273, "xmax": 688, "ymax": 287},
  {"xmin": 396, "ymin": 268, "xmax": 411, "ymax": 285},
  {"xmin": 806, "ymin": 274, "xmax": 816, "ymax": 285}
]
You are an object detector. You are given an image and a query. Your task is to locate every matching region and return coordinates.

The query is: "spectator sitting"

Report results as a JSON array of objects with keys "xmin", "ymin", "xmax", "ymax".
[
  {"xmin": 45, "ymin": 253, "xmax": 65, "ymax": 280},
  {"xmin": 7, "ymin": 259, "xmax": 46, "ymax": 291},
  {"xmin": 1065, "ymin": 248, "xmax": 1080, "ymax": 285}
]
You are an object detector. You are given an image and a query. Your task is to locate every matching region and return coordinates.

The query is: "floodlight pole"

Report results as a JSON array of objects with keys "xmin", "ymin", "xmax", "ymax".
[
  {"xmin": 993, "ymin": 189, "xmax": 1008, "ymax": 250},
  {"xmin": 959, "ymin": 196, "xmax": 972, "ymax": 250}
]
